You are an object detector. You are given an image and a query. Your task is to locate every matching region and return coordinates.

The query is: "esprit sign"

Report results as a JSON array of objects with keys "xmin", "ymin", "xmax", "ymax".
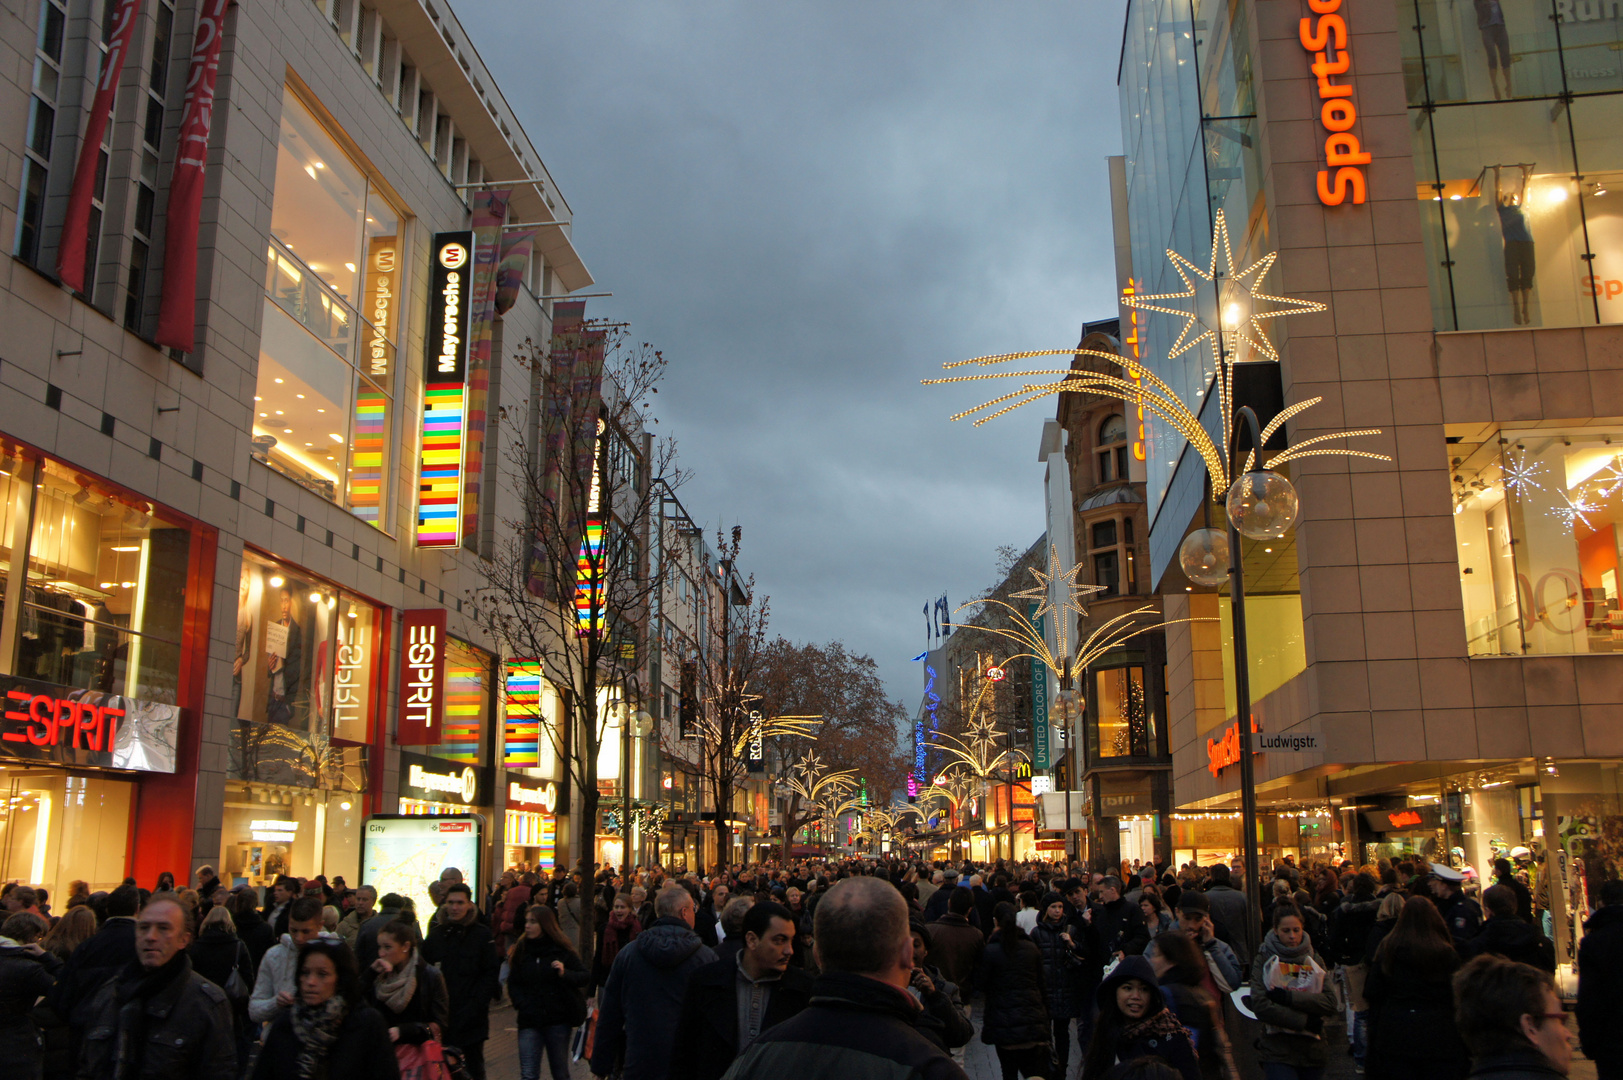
[
  {"xmin": 1206, "ymin": 718, "xmax": 1261, "ymax": 777},
  {"xmin": 1300, "ymin": 0, "xmax": 1371, "ymax": 205},
  {"xmin": 0, "ymin": 674, "xmax": 178, "ymax": 773},
  {"xmin": 509, "ymin": 780, "xmax": 559, "ymax": 813},
  {"xmin": 397, "ymin": 610, "xmax": 447, "ymax": 745},
  {"xmin": 332, "ymin": 617, "xmax": 367, "ymax": 738}
]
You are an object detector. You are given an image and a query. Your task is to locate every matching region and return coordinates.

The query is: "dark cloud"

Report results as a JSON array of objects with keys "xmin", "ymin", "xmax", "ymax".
[{"xmin": 462, "ymin": 1, "xmax": 1124, "ymax": 716}]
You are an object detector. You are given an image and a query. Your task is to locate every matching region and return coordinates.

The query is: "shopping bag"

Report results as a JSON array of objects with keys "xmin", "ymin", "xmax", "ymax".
[{"xmin": 396, "ymin": 1039, "xmax": 454, "ymax": 1080}]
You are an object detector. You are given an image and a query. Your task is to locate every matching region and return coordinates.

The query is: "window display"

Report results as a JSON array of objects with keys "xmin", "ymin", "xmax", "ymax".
[
  {"xmin": 231, "ymin": 550, "xmax": 380, "ymax": 787},
  {"xmin": 254, "ymin": 85, "xmax": 403, "ymax": 526},
  {"xmin": 0, "ymin": 766, "xmax": 133, "ymax": 903},
  {"xmin": 1451, "ymin": 425, "xmax": 1623, "ymax": 655}
]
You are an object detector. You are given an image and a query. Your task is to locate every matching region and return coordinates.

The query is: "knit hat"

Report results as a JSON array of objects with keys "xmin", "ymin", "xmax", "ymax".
[{"xmin": 1040, "ymin": 891, "xmax": 1064, "ymax": 912}]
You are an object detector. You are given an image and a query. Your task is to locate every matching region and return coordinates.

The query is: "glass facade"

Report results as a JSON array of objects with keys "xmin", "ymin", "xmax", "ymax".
[
  {"xmin": 1404, "ymin": 0, "xmax": 1623, "ymax": 330},
  {"xmin": 1451, "ymin": 424, "xmax": 1623, "ymax": 656},
  {"xmin": 255, "ymin": 86, "xmax": 404, "ymax": 525}
]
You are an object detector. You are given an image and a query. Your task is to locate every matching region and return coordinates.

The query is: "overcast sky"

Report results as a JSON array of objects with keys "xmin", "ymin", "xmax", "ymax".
[{"xmin": 461, "ymin": 1, "xmax": 1125, "ymax": 717}]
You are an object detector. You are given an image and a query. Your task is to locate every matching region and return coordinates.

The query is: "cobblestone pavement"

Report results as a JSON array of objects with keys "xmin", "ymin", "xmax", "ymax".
[{"xmin": 482, "ymin": 1000, "xmax": 1600, "ymax": 1080}]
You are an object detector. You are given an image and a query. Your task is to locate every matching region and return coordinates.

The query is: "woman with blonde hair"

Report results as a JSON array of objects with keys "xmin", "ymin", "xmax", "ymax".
[{"xmin": 189, "ymin": 903, "xmax": 256, "ymax": 1069}]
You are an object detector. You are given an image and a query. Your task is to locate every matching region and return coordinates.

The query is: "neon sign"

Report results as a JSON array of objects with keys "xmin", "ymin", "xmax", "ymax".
[
  {"xmin": 398, "ymin": 610, "xmax": 447, "ymax": 745},
  {"xmin": 575, "ymin": 419, "xmax": 606, "ymax": 636},
  {"xmin": 1120, "ymin": 280, "xmax": 1147, "ymax": 466},
  {"xmin": 416, "ymin": 232, "xmax": 474, "ymax": 546},
  {"xmin": 508, "ymin": 780, "xmax": 559, "ymax": 813},
  {"xmin": 1386, "ymin": 809, "xmax": 1422, "ymax": 829},
  {"xmin": 1301, "ymin": 0, "xmax": 1370, "ymax": 205},
  {"xmin": 1206, "ymin": 717, "xmax": 1260, "ymax": 777},
  {"xmin": 332, "ymin": 617, "xmax": 365, "ymax": 738},
  {"xmin": 0, "ymin": 674, "xmax": 177, "ymax": 773},
  {"xmin": 503, "ymin": 661, "xmax": 543, "ymax": 768}
]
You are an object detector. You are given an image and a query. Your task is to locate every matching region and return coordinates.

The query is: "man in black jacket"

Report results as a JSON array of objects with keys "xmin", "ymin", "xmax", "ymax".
[
  {"xmin": 1578, "ymin": 878, "xmax": 1623, "ymax": 1080},
  {"xmin": 423, "ymin": 883, "xmax": 500, "ymax": 1080},
  {"xmin": 1089, "ymin": 876, "xmax": 1149, "ymax": 961},
  {"xmin": 671, "ymin": 901, "xmax": 812, "ymax": 1080},
  {"xmin": 75, "ymin": 895, "xmax": 235, "ymax": 1080},
  {"xmin": 593, "ymin": 884, "xmax": 716, "ymax": 1080},
  {"xmin": 1461, "ymin": 885, "xmax": 1555, "ymax": 972},
  {"xmin": 719, "ymin": 876, "xmax": 967, "ymax": 1080},
  {"xmin": 48, "ymin": 883, "xmax": 139, "ymax": 1033}
]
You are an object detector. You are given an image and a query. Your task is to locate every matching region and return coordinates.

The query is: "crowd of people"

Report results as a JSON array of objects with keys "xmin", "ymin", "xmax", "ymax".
[{"xmin": 0, "ymin": 852, "xmax": 1615, "ymax": 1080}]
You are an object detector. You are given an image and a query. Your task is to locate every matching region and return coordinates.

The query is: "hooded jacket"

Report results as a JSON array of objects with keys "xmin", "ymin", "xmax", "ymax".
[
  {"xmin": 1459, "ymin": 917, "xmax": 1555, "ymax": 971},
  {"xmin": 715, "ymin": 970, "xmax": 967, "ymax": 1080},
  {"xmin": 590, "ymin": 916, "xmax": 716, "ymax": 1080},
  {"xmin": 1577, "ymin": 903, "xmax": 1623, "ymax": 1069},
  {"xmin": 1094, "ymin": 956, "xmax": 1200, "ymax": 1080}
]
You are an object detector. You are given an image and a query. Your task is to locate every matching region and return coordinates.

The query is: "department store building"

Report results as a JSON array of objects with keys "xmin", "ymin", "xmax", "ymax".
[
  {"xmin": 1115, "ymin": 0, "xmax": 1623, "ymax": 975},
  {"xmin": 0, "ymin": 0, "xmax": 590, "ymax": 901}
]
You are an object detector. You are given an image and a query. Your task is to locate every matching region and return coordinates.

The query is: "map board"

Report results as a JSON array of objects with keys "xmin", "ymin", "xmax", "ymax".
[{"xmin": 360, "ymin": 815, "xmax": 484, "ymax": 924}]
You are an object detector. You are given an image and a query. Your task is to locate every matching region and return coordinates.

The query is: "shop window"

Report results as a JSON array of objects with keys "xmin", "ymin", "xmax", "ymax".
[
  {"xmin": 13, "ymin": 456, "xmax": 191, "ymax": 703},
  {"xmin": 1091, "ymin": 665, "xmax": 1152, "ymax": 760},
  {"xmin": 1218, "ymin": 593, "xmax": 1306, "ymax": 720},
  {"xmin": 255, "ymin": 86, "xmax": 402, "ymax": 527},
  {"xmin": 231, "ymin": 549, "xmax": 380, "ymax": 787},
  {"xmin": 1452, "ymin": 425, "xmax": 1623, "ymax": 656},
  {"xmin": 0, "ymin": 767, "xmax": 133, "ymax": 901},
  {"xmin": 1097, "ymin": 414, "xmax": 1128, "ymax": 484}
]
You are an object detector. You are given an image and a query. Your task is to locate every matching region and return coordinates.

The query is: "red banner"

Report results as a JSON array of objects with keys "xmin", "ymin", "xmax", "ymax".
[
  {"xmin": 56, "ymin": 0, "xmax": 143, "ymax": 293},
  {"xmin": 154, "ymin": 0, "xmax": 232, "ymax": 351},
  {"xmin": 397, "ymin": 609, "xmax": 448, "ymax": 745}
]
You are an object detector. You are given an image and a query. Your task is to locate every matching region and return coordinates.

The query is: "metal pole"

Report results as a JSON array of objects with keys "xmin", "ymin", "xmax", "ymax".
[{"xmin": 1230, "ymin": 407, "xmax": 1264, "ymax": 956}]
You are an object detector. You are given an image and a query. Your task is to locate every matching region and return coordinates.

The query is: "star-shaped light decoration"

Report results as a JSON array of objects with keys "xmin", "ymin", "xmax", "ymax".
[
  {"xmin": 1120, "ymin": 208, "xmax": 1326, "ymax": 365},
  {"xmin": 1549, "ymin": 489, "xmax": 1599, "ymax": 531},
  {"xmin": 1009, "ymin": 544, "xmax": 1106, "ymax": 624},
  {"xmin": 1501, "ymin": 452, "xmax": 1547, "ymax": 497}
]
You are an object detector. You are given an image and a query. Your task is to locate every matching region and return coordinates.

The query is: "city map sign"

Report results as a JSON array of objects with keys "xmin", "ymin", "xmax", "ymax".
[{"xmin": 360, "ymin": 814, "xmax": 483, "ymax": 926}]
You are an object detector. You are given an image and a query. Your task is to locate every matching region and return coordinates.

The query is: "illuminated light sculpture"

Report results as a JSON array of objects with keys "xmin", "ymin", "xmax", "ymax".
[{"xmin": 1500, "ymin": 451, "xmax": 1548, "ymax": 496}]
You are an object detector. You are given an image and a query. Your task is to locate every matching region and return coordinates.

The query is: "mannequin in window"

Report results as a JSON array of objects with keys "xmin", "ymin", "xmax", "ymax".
[
  {"xmin": 1475, "ymin": 0, "xmax": 1513, "ymax": 99},
  {"xmin": 266, "ymin": 587, "xmax": 305, "ymax": 728},
  {"xmin": 1492, "ymin": 165, "xmax": 1535, "ymax": 325}
]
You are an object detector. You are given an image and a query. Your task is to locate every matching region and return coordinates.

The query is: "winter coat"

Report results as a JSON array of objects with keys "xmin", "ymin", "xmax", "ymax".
[
  {"xmin": 976, "ymin": 933, "xmax": 1049, "ymax": 1047},
  {"xmin": 590, "ymin": 916, "xmax": 716, "ymax": 1080},
  {"xmin": 1460, "ymin": 918, "xmax": 1555, "ymax": 971},
  {"xmin": 1577, "ymin": 903, "xmax": 1623, "ymax": 1071},
  {"xmin": 1466, "ymin": 1049, "xmax": 1571, "ymax": 1079},
  {"xmin": 0, "ymin": 942, "xmax": 61, "ymax": 1080},
  {"xmin": 1436, "ymin": 890, "xmax": 1485, "ymax": 947},
  {"xmin": 1091, "ymin": 897, "xmax": 1150, "ymax": 958},
  {"xmin": 421, "ymin": 914, "xmax": 500, "ymax": 1047},
  {"xmin": 669, "ymin": 957, "xmax": 813, "ymax": 1080},
  {"xmin": 363, "ymin": 955, "xmax": 448, "ymax": 1044},
  {"xmin": 1246, "ymin": 931, "xmax": 1338, "ymax": 1068},
  {"xmin": 504, "ymin": 937, "xmax": 588, "ymax": 1030},
  {"xmin": 1363, "ymin": 949, "xmax": 1469, "ymax": 1080},
  {"xmin": 47, "ymin": 918, "xmax": 135, "ymax": 1032},
  {"xmin": 925, "ymin": 914, "xmax": 984, "ymax": 991},
  {"xmin": 1095, "ymin": 957, "xmax": 1201, "ymax": 1080},
  {"xmin": 249, "ymin": 931, "xmax": 341, "ymax": 1024},
  {"xmin": 250, "ymin": 1001, "xmax": 399, "ymax": 1080},
  {"xmin": 1201, "ymin": 884, "xmax": 1250, "ymax": 961},
  {"xmin": 186, "ymin": 929, "xmax": 252, "ymax": 1000},
  {"xmin": 1492, "ymin": 874, "xmax": 1535, "ymax": 925},
  {"xmin": 911, "ymin": 962, "xmax": 974, "ymax": 1052},
  {"xmin": 496, "ymin": 885, "xmax": 532, "ymax": 940},
  {"xmin": 1027, "ymin": 918, "xmax": 1096, "ymax": 1019},
  {"xmin": 557, "ymin": 897, "xmax": 582, "ymax": 948},
  {"xmin": 922, "ymin": 886, "xmax": 953, "ymax": 924},
  {"xmin": 1328, "ymin": 897, "xmax": 1380, "ymax": 967},
  {"xmin": 336, "ymin": 908, "xmax": 369, "ymax": 950},
  {"xmin": 715, "ymin": 970, "xmax": 968, "ymax": 1080},
  {"xmin": 76, "ymin": 955, "xmax": 235, "ymax": 1080},
  {"xmin": 230, "ymin": 907, "xmax": 277, "ymax": 968}
]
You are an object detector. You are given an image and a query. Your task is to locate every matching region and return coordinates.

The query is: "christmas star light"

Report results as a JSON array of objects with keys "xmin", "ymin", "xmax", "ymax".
[
  {"xmin": 1550, "ymin": 489, "xmax": 1599, "ymax": 531},
  {"xmin": 1501, "ymin": 452, "xmax": 1547, "ymax": 497},
  {"xmin": 1009, "ymin": 543, "xmax": 1106, "ymax": 623}
]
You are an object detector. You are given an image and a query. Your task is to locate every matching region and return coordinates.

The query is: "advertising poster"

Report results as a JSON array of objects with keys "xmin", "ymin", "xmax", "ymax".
[{"xmin": 361, "ymin": 815, "xmax": 483, "ymax": 925}]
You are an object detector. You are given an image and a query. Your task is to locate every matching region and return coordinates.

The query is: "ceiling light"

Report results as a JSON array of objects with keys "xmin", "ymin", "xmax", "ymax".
[
  {"xmin": 309, "ymin": 591, "xmax": 322, "ymax": 603},
  {"xmin": 269, "ymin": 575, "xmax": 285, "ymax": 587},
  {"xmin": 274, "ymin": 378, "xmax": 284, "ymax": 384},
  {"xmin": 259, "ymin": 412, "xmax": 267, "ymax": 418},
  {"xmin": 283, "ymin": 428, "xmax": 293, "ymax": 434},
  {"xmin": 344, "ymin": 262, "xmax": 356, "ymax": 273},
  {"xmin": 317, "ymin": 408, "xmax": 325, "ymax": 413},
  {"xmin": 329, "ymin": 434, "xmax": 343, "ymax": 443},
  {"xmin": 255, "ymin": 396, "xmax": 262, "ymax": 401},
  {"xmin": 314, "ymin": 161, "xmax": 325, "ymax": 169},
  {"xmin": 296, "ymin": 394, "xmax": 305, "ymax": 399},
  {"xmin": 275, "ymin": 410, "xmax": 284, "ymax": 415},
  {"xmin": 111, "ymin": 546, "xmax": 139, "ymax": 552},
  {"xmin": 1547, "ymin": 185, "xmax": 1569, "ymax": 205},
  {"xmin": 1449, "ymin": 194, "xmax": 1462, "ymax": 200}
]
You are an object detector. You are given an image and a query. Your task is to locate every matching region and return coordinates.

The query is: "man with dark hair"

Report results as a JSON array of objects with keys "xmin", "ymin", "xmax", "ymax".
[
  {"xmin": 262, "ymin": 873, "xmax": 298, "ymax": 937},
  {"xmin": 424, "ymin": 881, "xmax": 500, "ymax": 1080},
  {"xmin": 76, "ymin": 895, "xmax": 234, "ymax": 1080},
  {"xmin": 1090, "ymin": 875, "xmax": 1149, "ymax": 961},
  {"xmin": 248, "ymin": 894, "xmax": 331, "ymax": 1026},
  {"xmin": 1454, "ymin": 954, "xmax": 1569, "ymax": 1077},
  {"xmin": 593, "ymin": 884, "xmax": 715, "ymax": 1080},
  {"xmin": 47, "ymin": 883, "xmax": 140, "ymax": 1034},
  {"xmin": 1462, "ymin": 885, "xmax": 1555, "ymax": 971},
  {"xmin": 1493, "ymin": 857, "xmax": 1535, "ymax": 924},
  {"xmin": 356, "ymin": 890, "xmax": 406, "ymax": 968},
  {"xmin": 1578, "ymin": 878, "xmax": 1623, "ymax": 1080},
  {"xmin": 925, "ymin": 886, "xmax": 984, "ymax": 991},
  {"xmin": 1203, "ymin": 862, "xmax": 1250, "ymax": 960},
  {"xmin": 718, "ymin": 876, "xmax": 967, "ymax": 1080},
  {"xmin": 671, "ymin": 900, "xmax": 812, "ymax": 1080}
]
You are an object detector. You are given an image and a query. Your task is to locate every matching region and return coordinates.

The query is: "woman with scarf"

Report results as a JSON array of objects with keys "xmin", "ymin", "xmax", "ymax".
[
  {"xmin": 1081, "ymin": 954, "xmax": 1199, "ymax": 1080},
  {"xmin": 506, "ymin": 905, "xmax": 589, "ymax": 1080},
  {"xmin": 362, "ymin": 920, "xmax": 449, "ymax": 1050},
  {"xmin": 593, "ymin": 893, "xmax": 639, "ymax": 990},
  {"xmin": 253, "ymin": 938, "xmax": 398, "ymax": 1080},
  {"xmin": 1246, "ymin": 901, "xmax": 1338, "ymax": 1080}
]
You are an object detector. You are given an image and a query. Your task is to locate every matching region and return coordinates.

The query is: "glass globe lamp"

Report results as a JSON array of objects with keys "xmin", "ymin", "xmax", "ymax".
[
  {"xmin": 1178, "ymin": 528, "xmax": 1231, "ymax": 587},
  {"xmin": 1226, "ymin": 470, "xmax": 1299, "ymax": 540}
]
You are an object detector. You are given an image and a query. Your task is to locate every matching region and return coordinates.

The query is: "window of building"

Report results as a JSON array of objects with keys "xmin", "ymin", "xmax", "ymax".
[
  {"xmin": 1404, "ymin": 0, "xmax": 1623, "ymax": 331},
  {"xmin": 1097, "ymin": 414, "xmax": 1129, "ymax": 484},
  {"xmin": 16, "ymin": 0, "xmax": 68, "ymax": 271},
  {"xmin": 255, "ymin": 86, "xmax": 404, "ymax": 527},
  {"xmin": 1451, "ymin": 425, "xmax": 1623, "ymax": 656},
  {"xmin": 1091, "ymin": 665, "xmax": 1152, "ymax": 760},
  {"xmin": 1087, "ymin": 515, "xmax": 1136, "ymax": 596}
]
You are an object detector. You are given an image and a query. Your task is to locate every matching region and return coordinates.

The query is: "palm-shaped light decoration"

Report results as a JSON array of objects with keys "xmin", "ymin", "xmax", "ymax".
[
  {"xmin": 779, "ymin": 752, "xmax": 858, "ymax": 805},
  {"xmin": 924, "ymin": 208, "xmax": 1392, "ymax": 583}
]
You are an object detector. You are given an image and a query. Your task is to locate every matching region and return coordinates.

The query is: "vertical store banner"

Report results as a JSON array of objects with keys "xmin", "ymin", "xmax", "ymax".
[
  {"xmin": 397, "ymin": 609, "xmax": 447, "ymax": 745},
  {"xmin": 154, "ymin": 0, "xmax": 233, "ymax": 351},
  {"xmin": 459, "ymin": 189, "xmax": 510, "ymax": 552},
  {"xmin": 1030, "ymin": 603, "xmax": 1051, "ymax": 769},
  {"xmin": 415, "ymin": 232, "xmax": 474, "ymax": 545},
  {"xmin": 528, "ymin": 302, "xmax": 605, "ymax": 595},
  {"xmin": 56, "ymin": 0, "xmax": 143, "ymax": 293},
  {"xmin": 493, "ymin": 230, "xmax": 536, "ymax": 316}
]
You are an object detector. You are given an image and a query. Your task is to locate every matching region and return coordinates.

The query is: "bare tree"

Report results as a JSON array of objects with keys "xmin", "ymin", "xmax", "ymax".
[{"xmin": 468, "ymin": 319, "xmax": 683, "ymax": 960}]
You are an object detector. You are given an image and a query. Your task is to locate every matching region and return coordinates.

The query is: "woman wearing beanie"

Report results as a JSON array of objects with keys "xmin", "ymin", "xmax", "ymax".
[
  {"xmin": 1028, "ymin": 890, "xmax": 1098, "ymax": 1077},
  {"xmin": 1247, "ymin": 901, "xmax": 1338, "ymax": 1080},
  {"xmin": 1081, "ymin": 954, "xmax": 1199, "ymax": 1080}
]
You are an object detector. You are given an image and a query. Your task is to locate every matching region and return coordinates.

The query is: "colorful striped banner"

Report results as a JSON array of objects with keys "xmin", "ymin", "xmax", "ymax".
[
  {"xmin": 415, "ymin": 231, "xmax": 474, "ymax": 547},
  {"xmin": 503, "ymin": 661, "xmax": 543, "ymax": 768},
  {"xmin": 348, "ymin": 382, "xmax": 388, "ymax": 523}
]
